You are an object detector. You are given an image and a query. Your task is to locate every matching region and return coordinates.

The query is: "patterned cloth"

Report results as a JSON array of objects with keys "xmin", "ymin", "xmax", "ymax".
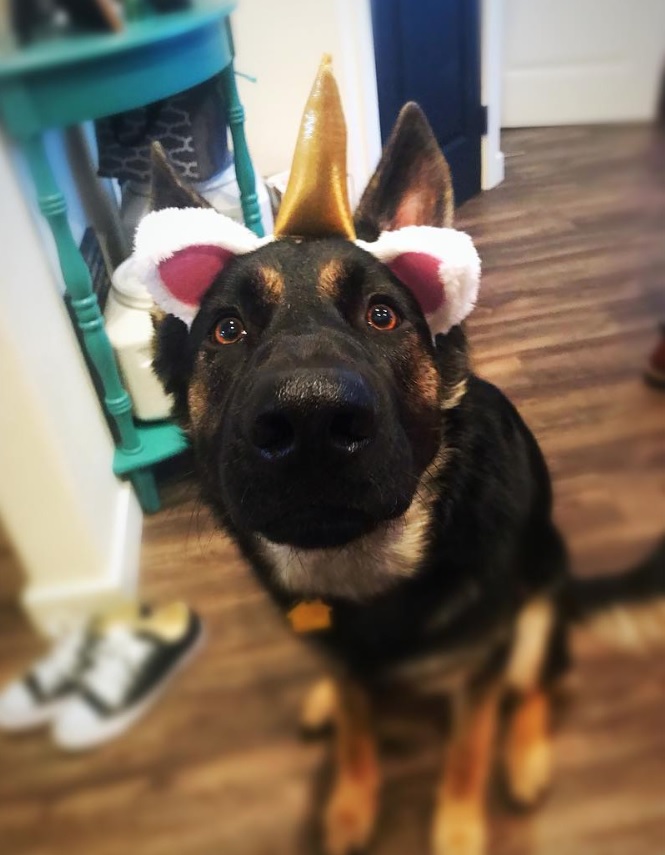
[{"xmin": 95, "ymin": 75, "xmax": 231, "ymax": 184}]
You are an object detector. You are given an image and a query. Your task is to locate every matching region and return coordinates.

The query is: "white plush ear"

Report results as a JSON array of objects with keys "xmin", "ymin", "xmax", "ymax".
[
  {"xmin": 133, "ymin": 208, "xmax": 266, "ymax": 326},
  {"xmin": 357, "ymin": 226, "xmax": 480, "ymax": 336}
]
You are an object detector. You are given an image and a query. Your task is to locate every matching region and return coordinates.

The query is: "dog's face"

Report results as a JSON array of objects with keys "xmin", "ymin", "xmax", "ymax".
[{"xmin": 152, "ymin": 106, "xmax": 468, "ymax": 555}]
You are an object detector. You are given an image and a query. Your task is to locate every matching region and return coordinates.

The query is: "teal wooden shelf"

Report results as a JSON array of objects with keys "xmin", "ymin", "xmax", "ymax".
[
  {"xmin": 0, "ymin": 7, "xmax": 236, "ymax": 136},
  {"xmin": 0, "ymin": 9, "xmax": 233, "ymax": 79},
  {"xmin": 113, "ymin": 422, "xmax": 189, "ymax": 476},
  {"xmin": 0, "ymin": 5, "xmax": 264, "ymax": 513}
]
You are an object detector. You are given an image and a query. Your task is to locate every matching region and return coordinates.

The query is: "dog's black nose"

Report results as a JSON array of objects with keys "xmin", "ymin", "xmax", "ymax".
[{"xmin": 248, "ymin": 369, "xmax": 378, "ymax": 462}]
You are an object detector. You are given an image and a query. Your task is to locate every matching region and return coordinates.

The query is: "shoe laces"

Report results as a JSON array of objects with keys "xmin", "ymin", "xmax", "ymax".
[{"xmin": 79, "ymin": 626, "xmax": 155, "ymax": 708}]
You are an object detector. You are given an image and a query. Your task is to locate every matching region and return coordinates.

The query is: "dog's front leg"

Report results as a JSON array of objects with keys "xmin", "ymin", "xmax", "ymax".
[
  {"xmin": 432, "ymin": 682, "xmax": 500, "ymax": 855},
  {"xmin": 319, "ymin": 677, "xmax": 380, "ymax": 855}
]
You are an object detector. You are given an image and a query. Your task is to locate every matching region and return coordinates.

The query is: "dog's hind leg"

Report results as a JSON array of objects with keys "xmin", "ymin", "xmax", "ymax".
[
  {"xmin": 432, "ymin": 682, "xmax": 500, "ymax": 855},
  {"xmin": 323, "ymin": 678, "xmax": 380, "ymax": 855}
]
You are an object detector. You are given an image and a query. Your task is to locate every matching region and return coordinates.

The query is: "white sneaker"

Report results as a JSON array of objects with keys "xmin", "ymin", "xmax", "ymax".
[
  {"xmin": 0, "ymin": 625, "xmax": 91, "ymax": 731},
  {"xmin": 53, "ymin": 604, "xmax": 202, "ymax": 751}
]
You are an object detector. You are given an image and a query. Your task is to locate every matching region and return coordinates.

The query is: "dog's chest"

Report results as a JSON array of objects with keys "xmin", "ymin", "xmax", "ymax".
[{"xmin": 258, "ymin": 491, "xmax": 433, "ymax": 601}]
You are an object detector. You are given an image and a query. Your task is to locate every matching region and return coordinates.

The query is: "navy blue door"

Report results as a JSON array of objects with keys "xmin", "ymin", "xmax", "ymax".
[{"xmin": 371, "ymin": 0, "xmax": 483, "ymax": 206}]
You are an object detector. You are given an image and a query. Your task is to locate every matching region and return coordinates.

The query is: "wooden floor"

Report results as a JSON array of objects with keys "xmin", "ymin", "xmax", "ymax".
[{"xmin": 1, "ymin": 127, "xmax": 664, "ymax": 855}]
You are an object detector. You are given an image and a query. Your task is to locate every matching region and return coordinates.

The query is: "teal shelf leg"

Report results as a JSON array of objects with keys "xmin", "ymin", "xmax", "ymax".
[
  {"xmin": 219, "ymin": 62, "xmax": 264, "ymax": 238},
  {"xmin": 130, "ymin": 468, "xmax": 160, "ymax": 514},
  {"xmin": 22, "ymin": 134, "xmax": 160, "ymax": 514}
]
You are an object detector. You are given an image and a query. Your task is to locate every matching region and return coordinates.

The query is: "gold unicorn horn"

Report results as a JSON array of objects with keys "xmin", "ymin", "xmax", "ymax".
[{"xmin": 274, "ymin": 55, "xmax": 356, "ymax": 240}]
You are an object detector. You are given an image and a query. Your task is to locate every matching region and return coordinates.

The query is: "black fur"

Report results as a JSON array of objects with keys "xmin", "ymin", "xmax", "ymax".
[
  {"xmin": 565, "ymin": 537, "xmax": 665, "ymax": 620},
  {"xmin": 243, "ymin": 373, "xmax": 570, "ymax": 680},
  {"xmin": 150, "ymin": 105, "xmax": 663, "ymax": 692}
]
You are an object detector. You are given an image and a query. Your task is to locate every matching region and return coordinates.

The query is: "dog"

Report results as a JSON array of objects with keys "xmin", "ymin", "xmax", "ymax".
[{"xmin": 136, "ymin": 67, "xmax": 665, "ymax": 855}]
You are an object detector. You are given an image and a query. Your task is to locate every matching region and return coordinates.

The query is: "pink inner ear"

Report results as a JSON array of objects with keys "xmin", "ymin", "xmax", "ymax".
[
  {"xmin": 158, "ymin": 245, "xmax": 234, "ymax": 307},
  {"xmin": 387, "ymin": 252, "xmax": 444, "ymax": 314}
]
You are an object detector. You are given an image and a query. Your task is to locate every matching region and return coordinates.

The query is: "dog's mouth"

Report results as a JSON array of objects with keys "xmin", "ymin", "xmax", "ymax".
[{"xmin": 258, "ymin": 505, "xmax": 381, "ymax": 550}]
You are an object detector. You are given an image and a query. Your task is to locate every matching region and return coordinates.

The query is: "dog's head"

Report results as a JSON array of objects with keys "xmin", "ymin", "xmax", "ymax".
[{"xmin": 137, "ymin": 73, "xmax": 478, "ymax": 564}]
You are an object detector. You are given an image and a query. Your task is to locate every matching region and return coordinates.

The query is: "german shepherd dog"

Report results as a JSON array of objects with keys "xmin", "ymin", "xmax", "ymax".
[{"xmin": 142, "ymin": 100, "xmax": 664, "ymax": 855}]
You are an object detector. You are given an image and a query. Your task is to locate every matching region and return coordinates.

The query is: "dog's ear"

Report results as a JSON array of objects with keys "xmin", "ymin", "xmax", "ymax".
[
  {"xmin": 134, "ymin": 208, "xmax": 260, "ymax": 326},
  {"xmin": 147, "ymin": 143, "xmax": 209, "ymax": 415},
  {"xmin": 357, "ymin": 225, "xmax": 480, "ymax": 337},
  {"xmin": 150, "ymin": 142, "xmax": 211, "ymax": 212},
  {"xmin": 354, "ymin": 103, "xmax": 453, "ymax": 240}
]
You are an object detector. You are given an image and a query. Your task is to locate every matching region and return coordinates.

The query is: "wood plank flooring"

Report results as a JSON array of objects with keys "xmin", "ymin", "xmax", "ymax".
[{"xmin": 1, "ymin": 126, "xmax": 664, "ymax": 855}]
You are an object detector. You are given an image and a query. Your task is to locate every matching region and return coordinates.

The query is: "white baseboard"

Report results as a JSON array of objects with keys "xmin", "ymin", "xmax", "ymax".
[
  {"xmin": 482, "ymin": 143, "xmax": 505, "ymax": 191},
  {"xmin": 22, "ymin": 483, "xmax": 142, "ymax": 638}
]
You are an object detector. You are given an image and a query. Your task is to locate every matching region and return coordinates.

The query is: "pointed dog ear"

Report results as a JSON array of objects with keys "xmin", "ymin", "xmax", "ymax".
[
  {"xmin": 354, "ymin": 103, "xmax": 454, "ymax": 240},
  {"xmin": 358, "ymin": 226, "xmax": 480, "ymax": 337},
  {"xmin": 150, "ymin": 142, "xmax": 211, "ymax": 212}
]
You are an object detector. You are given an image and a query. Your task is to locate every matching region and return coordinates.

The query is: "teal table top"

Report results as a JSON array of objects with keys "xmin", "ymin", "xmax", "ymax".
[
  {"xmin": 0, "ymin": 4, "xmax": 237, "ymax": 136},
  {"xmin": 0, "ymin": 5, "xmax": 235, "ymax": 79}
]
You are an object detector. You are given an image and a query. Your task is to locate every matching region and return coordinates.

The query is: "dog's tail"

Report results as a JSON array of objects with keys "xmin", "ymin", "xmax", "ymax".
[{"xmin": 564, "ymin": 537, "xmax": 665, "ymax": 651}]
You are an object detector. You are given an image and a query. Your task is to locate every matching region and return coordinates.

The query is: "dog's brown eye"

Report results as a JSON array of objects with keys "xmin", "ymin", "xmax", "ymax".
[
  {"xmin": 213, "ymin": 316, "xmax": 246, "ymax": 345},
  {"xmin": 366, "ymin": 303, "xmax": 400, "ymax": 331}
]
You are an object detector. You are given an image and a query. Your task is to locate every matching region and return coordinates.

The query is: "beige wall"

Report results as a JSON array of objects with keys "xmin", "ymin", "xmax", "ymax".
[
  {"xmin": 0, "ymin": 521, "xmax": 23, "ymax": 606},
  {"xmin": 232, "ymin": 0, "xmax": 382, "ymax": 203}
]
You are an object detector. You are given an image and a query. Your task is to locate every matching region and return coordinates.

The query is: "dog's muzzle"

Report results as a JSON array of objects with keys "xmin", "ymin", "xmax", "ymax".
[{"xmin": 244, "ymin": 367, "xmax": 378, "ymax": 465}]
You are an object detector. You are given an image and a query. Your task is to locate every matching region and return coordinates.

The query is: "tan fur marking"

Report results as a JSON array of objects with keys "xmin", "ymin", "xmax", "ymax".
[
  {"xmin": 257, "ymin": 265, "xmax": 284, "ymax": 302},
  {"xmin": 503, "ymin": 689, "xmax": 552, "ymax": 807},
  {"xmin": 324, "ymin": 680, "xmax": 380, "ymax": 855},
  {"xmin": 505, "ymin": 598, "xmax": 554, "ymax": 693},
  {"xmin": 301, "ymin": 677, "xmax": 338, "ymax": 732},
  {"xmin": 260, "ymin": 444, "xmax": 448, "ymax": 599},
  {"xmin": 402, "ymin": 332, "xmax": 441, "ymax": 411},
  {"xmin": 187, "ymin": 375, "xmax": 208, "ymax": 432},
  {"xmin": 318, "ymin": 258, "xmax": 345, "ymax": 300},
  {"xmin": 151, "ymin": 307, "xmax": 168, "ymax": 328},
  {"xmin": 442, "ymin": 379, "xmax": 468, "ymax": 410},
  {"xmin": 415, "ymin": 360, "xmax": 441, "ymax": 408},
  {"xmin": 432, "ymin": 686, "xmax": 499, "ymax": 855}
]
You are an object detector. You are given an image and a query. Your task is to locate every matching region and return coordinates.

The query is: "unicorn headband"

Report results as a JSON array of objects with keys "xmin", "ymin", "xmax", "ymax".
[{"xmin": 133, "ymin": 55, "xmax": 480, "ymax": 338}]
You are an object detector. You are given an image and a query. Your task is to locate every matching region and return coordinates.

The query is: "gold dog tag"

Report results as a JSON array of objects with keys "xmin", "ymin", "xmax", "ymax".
[{"xmin": 287, "ymin": 600, "xmax": 332, "ymax": 633}]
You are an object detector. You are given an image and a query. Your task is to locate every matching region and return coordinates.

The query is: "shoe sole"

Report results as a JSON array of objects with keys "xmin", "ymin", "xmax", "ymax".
[{"xmin": 0, "ymin": 696, "xmax": 69, "ymax": 732}]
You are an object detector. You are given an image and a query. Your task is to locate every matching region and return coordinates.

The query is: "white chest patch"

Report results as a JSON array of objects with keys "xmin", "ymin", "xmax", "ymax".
[{"xmin": 258, "ymin": 451, "xmax": 447, "ymax": 601}]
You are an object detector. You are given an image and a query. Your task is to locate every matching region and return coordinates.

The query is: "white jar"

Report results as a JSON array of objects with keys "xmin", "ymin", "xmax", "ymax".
[{"xmin": 105, "ymin": 257, "xmax": 174, "ymax": 422}]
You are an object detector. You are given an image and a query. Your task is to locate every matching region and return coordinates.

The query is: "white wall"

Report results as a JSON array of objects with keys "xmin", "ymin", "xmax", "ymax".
[
  {"xmin": 232, "ymin": 0, "xmax": 382, "ymax": 204},
  {"xmin": 0, "ymin": 135, "xmax": 142, "ymax": 637},
  {"xmin": 233, "ymin": 0, "xmax": 505, "ymax": 195},
  {"xmin": 503, "ymin": 0, "xmax": 665, "ymax": 127}
]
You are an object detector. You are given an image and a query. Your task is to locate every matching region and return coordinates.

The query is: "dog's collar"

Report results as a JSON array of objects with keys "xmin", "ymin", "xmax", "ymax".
[{"xmin": 287, "ymin": 599, "xmax": 333, "ymax": 633}]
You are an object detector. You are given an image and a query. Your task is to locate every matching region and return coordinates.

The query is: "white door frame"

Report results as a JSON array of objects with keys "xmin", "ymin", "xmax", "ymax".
[{"xmin": 481, "ymin": 0, "xmax": 505, "ymax": 190}]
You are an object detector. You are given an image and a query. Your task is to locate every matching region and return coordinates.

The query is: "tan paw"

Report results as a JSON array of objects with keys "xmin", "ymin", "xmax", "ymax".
[
  {"xmin": 432, "ymin": 802, "xmax": 487, "ymax": 855},
  {"xmin": 301, "ymin": 678, "xmax": 337, "ymax": 734},
  {"xmin": 324, "ymin": 777, "xmax": 378, "ymax": 855},
  {"xmin": 505, "ymin": 735, "xmax": 552, "ymax": 807}
]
